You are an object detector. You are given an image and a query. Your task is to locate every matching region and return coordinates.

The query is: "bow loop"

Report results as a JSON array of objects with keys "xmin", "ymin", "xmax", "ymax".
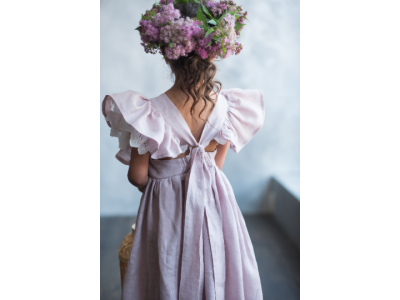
[{"xmin": 190, "ymin": 144, "xmax": 214, "ymax": 168}]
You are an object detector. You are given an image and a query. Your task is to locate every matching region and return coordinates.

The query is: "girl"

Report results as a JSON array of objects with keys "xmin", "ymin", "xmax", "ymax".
[{"xmin": 102, "ymin": 1, "xmax": 264, "ymax": 299}]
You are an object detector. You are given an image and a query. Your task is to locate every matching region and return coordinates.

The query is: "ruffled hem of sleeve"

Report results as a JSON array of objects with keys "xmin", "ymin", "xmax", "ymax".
[
  {"xmin": 102, "ymin": 91, "xmax": 183, "ymax": 164},
  {"xmin": 215, "ymin": 88, "xmax": 265, "ymax": 153}
]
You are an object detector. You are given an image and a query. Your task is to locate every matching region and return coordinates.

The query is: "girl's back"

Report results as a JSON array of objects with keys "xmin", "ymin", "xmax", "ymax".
[
  {"xmin": 102, "ymin": 1, "xmax": 265, "ymax": 299},
  {"xmin": 164, "ymin": 89, "xmax": 216, "ymax": 144}
]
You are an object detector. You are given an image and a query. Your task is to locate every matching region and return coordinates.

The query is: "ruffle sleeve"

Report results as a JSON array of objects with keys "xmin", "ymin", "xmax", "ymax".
[
  {"xmin": 102, "ymin": 90, "xmax": 183, "ymax": 164},
  {"xmin": 215, "ymin": 88, "xmax": 265, "ymax": 153}
]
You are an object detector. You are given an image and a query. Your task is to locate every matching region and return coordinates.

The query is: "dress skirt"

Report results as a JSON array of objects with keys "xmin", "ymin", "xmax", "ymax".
[{"xmin": 121, "ymin": 151, "xmax": 263, "ymax": 300}]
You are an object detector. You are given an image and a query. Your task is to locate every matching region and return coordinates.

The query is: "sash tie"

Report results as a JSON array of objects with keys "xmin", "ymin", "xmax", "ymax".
[{"xmin": 178, "ymin": 145, "xmax": 225, "ymax": 299}]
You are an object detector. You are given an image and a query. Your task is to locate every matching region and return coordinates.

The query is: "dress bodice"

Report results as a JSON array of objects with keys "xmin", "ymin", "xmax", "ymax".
[
  {"xmin": 149, "ymin": 93, "xmax": 226, "ymax": 150},
  {"xmin": 102, "ymin": 88, "xmax": 264, "ymax": 164}
]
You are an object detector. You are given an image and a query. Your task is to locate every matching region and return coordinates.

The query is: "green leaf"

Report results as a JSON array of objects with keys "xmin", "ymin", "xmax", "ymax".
[
  {"xmin": 135, "ymin": 26, "xmax": 141, "ymax": 31},
  {"xmin": 234, "ymin": 22, "xmax": 245, "ymax": 32},
  {"xmin": 196, "ymin": 5, "xmax": 209, "ymax": 31},
  {"xmin": 221, "ymin": 43, "xmax": 226, "ymax": 55},
  {"xmin": 229, "ymin": 9, "xmax": 238, "ymax": 16},
  {"xmin": 201, "ymin": 4, "xmax": 214, "ymax": 20},
  {"xmin": 207, "ymin": 19, "xmax": 217, "ymax": 26},
  {"xmin": 168, "ymin": 42, "xmax": 174, "ymax": 48},
  {"xmin": 218, "ymin": 11, "xmax": 228, "ymax": 22},
  {"xmin": 192, "ymin": 0, "xmax": 201, "ymax": 3},
  {"xmin": 205, "ymin": 27, "xmax": 214, "ymax": 37},
  {"xmin": 207, "ymin": 41, "xmax": 212, "ymax": 47},
  {"xmin": 174, "ymin": 0, "xmax": 189, "ymax": 4}
]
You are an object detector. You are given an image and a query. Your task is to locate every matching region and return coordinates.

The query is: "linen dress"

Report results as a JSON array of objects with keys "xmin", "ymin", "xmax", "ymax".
[{"xmin": 102, "ymin": 88, "xmax": 265, "ymax": 300}]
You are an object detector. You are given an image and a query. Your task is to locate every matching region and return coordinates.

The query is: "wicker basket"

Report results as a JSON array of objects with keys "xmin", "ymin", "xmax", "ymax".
[{"xmin": 118, "ymin": 223, "xmax": 136, "ymax": 289}]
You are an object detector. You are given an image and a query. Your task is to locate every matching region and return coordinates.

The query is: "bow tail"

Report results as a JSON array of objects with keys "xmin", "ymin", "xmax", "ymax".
[
  {"xmin": 178, "ymin": 148, "xmax": 209, "ymax": 299},
  {"xmin": 179, "ymin": 148, "xmax": 225, "ymax": 300},
  {"xmin": 204, "ymin": 196, "xmax": 226, "ymax": 299}
]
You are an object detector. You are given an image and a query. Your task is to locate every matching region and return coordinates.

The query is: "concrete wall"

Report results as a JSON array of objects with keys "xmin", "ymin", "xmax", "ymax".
[
  {"xmin": 100, "ymin": 0, "xmax": 299, "ymax": 215},
  {"xmin": 263, "ymin": 177, "xmax": 300, "ymax": 248}
]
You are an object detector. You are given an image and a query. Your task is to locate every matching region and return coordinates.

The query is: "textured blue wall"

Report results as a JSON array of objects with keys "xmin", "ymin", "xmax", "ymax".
[{"xmin": 100, "ymin": 0, "xmax": 299, "ymax": 215}]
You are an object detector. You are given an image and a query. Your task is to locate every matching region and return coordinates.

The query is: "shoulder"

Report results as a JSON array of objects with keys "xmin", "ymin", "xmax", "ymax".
[
  {"xmin": 220, "ymin": 88, "xmax": 264, "ymax": 109},
  {"xmin": 102, "ymin": 90, "xmax": 183, "ymax": 163},
  {"xmin": 102, "ymin": 90, "xmax": 170, "ymax": 122},
  {"xmin": 215, "ymin": 88, "xmax": 265, "ymax": 153}
]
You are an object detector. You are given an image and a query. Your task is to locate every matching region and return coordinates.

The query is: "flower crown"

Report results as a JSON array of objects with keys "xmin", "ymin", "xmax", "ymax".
[{"xmin": 136, "ymin": 0, "xmax": 248, "ymax": 60}]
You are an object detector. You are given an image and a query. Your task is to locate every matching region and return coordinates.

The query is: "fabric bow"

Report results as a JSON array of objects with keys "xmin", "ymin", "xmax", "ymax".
[{"xmin": 178, "ymin": 144, "xmax": 225, "ymax": 299}]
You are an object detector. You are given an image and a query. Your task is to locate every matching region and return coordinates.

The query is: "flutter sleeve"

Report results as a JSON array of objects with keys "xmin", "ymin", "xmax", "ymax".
[
  {"xmin": 215, "ymin": 88, "xmax": 265, "ymax": 153},
  {"xmin": 102, "ymin": 90, "xmax": 182, "ymax": 164}
]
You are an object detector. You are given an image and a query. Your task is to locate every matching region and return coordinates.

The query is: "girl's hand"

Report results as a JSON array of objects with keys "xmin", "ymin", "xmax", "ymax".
[{"xmin": 215, "ymin": 140, "xmax": 230, "ymax": 170}]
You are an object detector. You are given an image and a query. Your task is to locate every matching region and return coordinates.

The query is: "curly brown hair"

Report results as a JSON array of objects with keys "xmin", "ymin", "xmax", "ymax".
[{"xmin": 166, "ymin": 51, "xmax": 222, "ymax": 120}]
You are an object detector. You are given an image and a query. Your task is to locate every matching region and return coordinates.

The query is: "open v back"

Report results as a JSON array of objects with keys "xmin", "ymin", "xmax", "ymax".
[
  {"xmin": 162, "ymin": 92, "xmax": 217, "ymax": 144},
  {"xmin": 150, "ymin": 93, "xmax": 224, "ymax": 150},
  {"xmin": 102, "ymin": 88, "xmax": 264, "ymax": 163}
]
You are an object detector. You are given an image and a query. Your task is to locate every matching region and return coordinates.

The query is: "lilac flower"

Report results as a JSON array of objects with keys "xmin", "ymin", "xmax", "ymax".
[
  {"xmin": 234, "ymin": 42, "xmax": 243, "ymax": 55},
  {"xmin": 137, "ymin": 0, "xmax": 248, "ymax": 60},
  {"xmin": 159, "ymin": 0, "xmax": 175, "ymax": 4},
  {"xmin": 197, "ymin": 48, "xmax": 208, "ymax": 59},
  {"xmin": 159, "ymin": 17, "xmax": 203, "ymax": 59}
]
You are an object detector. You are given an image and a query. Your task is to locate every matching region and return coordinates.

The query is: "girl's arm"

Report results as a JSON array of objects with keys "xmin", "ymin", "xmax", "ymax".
[
  {"xmin": 214, "ymin": 141, "xmax": 230, "ymax": 170},
  {"xmin": 127, "ymin": 147, "xmax": 150, "ymax": 192}
]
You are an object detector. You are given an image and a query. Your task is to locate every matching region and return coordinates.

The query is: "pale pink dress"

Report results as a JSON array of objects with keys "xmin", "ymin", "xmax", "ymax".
[{"xmin": 102, "ymin": 89, "xmax": 265, "ymax": 300}]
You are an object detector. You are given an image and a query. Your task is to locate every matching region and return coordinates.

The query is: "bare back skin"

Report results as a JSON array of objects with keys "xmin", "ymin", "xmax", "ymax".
[{"xmin": 164, "ymin": 87, "xmax": 220, "ymax": 159}]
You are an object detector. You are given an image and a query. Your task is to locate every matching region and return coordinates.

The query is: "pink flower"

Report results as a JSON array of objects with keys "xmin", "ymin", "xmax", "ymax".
[
  {"xmin": 159, "ymin": 0, "xmax": 174, "ymax": 4},
  {"xmin": 197, "ymin": 48, "xmax": 208, "ymax": 59},
  {"xmin": 138, "ymin": 0, "xmax": 247, "ymax": 60}
]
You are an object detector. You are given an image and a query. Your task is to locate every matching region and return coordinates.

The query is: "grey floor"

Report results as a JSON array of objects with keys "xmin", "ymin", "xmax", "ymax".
[{"xmin": 100, "ymin": 215, "xmax": 300, "ymax": 300}]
